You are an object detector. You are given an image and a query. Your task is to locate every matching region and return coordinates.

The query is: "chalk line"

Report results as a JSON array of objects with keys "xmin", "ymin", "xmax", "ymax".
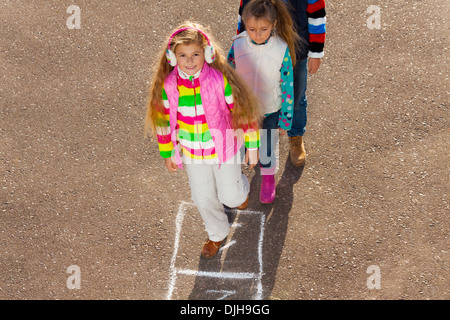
[
  {"xmin": 166, "ymin": 202, "xmax": 266, "ymax": 300},
  {"xmin": 166, "ymin": 201, "xmax": 189, "ymax": 300},
  {"xmin": 205, "ymin": 290, "xmax": 236, "ymax": 300},
  {"xmin": 220, "ymin": 240, "xmax": 236, "ymax": 252},
  {"xmin": 177, "ymin": 269, "xmax": 257, "ymax": 279}
]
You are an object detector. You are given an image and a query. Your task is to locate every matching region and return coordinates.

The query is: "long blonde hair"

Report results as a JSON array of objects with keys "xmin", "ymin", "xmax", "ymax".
[
  {"xmin": 145, "ymin": 22, "xmax": 262, "ymax": 137},
  {"xmin": 242, "ymin": 0, "xmax": 303, "ymax": 66}
]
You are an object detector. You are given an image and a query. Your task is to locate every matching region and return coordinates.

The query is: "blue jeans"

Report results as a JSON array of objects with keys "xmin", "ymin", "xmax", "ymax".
[{"xmin": 288, "ymin": 58, "xmax": 308, "ymax": 137}]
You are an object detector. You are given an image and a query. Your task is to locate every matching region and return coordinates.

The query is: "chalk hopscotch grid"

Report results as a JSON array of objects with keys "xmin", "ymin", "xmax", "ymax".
[{"xmin": 166, "ymin": 201, "xmax": 265, "ymax": 300}]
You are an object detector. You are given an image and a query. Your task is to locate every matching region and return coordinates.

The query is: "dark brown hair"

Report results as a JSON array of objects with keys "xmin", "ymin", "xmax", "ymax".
[{"xmin": 242, "ymin": 0, "xmax": 303, "ymax": 66}]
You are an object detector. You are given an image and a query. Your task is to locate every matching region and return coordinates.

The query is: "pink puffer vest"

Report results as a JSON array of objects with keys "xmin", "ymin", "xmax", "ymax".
[{"xmin": 164, "ymin": 62, "xmax": 242, "ymax": 168}]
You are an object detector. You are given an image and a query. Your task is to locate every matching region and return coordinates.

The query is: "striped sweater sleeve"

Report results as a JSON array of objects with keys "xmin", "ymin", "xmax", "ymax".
[
  {"xmin": 224, "ymin": 75, "xmax": 260, "ymax": 149},
  {"xmin": 237, "ymin": 0, "xmax": 244, "ymax": 34},
  {"xmin": 156, "ymin": 86, "xmax": 174, "ymax": 158},
  {"xmin": 307, "ymin": 0, "xmax": 326, "ymax": 58}
]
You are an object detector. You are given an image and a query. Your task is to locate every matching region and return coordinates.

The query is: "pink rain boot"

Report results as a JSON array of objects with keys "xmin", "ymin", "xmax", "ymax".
[{"xmin": 260, "ymin": 174, "xmax": 276, "ymax": 204}]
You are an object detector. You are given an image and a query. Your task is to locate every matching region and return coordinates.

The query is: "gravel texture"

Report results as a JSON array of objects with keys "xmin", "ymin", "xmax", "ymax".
[{"xmin": 0, "ymin": 0, "xmax": 448, "ymax": 300}]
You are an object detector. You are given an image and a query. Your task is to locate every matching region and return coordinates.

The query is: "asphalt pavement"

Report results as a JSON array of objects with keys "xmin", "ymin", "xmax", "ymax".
[{"xmin": 0, "ymin": 0, "xmax": 448, "ymax": 300}]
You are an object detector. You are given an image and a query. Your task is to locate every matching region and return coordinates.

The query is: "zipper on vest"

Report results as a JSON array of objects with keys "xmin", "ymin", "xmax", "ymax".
[
  {"xmin": 254, "ymin": 45, "xmax": 261, "ymax": 93},
  {"xmin": 191, "ymin": 76, "xmax": 203, "ymax": 159}
]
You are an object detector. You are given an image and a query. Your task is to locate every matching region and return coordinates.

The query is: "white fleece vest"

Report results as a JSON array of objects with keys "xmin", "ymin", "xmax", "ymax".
[{"xmin": 234, "ymin": 32, "xmax": 287, "ymax": 115}]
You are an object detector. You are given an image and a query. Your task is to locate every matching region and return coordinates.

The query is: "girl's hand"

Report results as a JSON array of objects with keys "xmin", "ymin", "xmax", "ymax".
[
  {"xmin": 279, "ymin": 128, "xmax": 287, "ymax": 136},
  {"xmin": 245, "ymin": 148, "xmax": 259, "ymax": 170},
  {"xmin": 164, "ymin": 157, "xmax": 178, "ymax": 172}
]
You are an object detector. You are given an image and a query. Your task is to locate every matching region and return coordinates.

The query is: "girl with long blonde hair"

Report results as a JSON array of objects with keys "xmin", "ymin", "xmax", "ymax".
[{"xmin": 145, "ymin": 22, "xmax": 261, "ymax": 258}]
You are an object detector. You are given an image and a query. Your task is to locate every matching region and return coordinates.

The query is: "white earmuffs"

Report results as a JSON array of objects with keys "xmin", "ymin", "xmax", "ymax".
[{"xmin": 166, "ymin": 27, "xmax": 215, "ymax": 67}]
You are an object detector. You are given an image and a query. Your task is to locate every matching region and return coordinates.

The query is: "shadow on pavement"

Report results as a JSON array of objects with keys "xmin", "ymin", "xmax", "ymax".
[{"xmin": 188, "ymin": 159, "xmax": 304, "ymax": 300}]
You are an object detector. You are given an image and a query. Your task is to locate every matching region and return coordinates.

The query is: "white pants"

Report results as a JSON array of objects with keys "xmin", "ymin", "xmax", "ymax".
[{"xmin": 185, "ymin": 153, "xmax": 249, "ymax": 241}]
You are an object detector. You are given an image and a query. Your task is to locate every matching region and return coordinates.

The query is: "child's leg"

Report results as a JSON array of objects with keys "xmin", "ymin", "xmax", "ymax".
[
  {"xmin": 259, "ymin": 112, "xmax": 279, "ymax": 204},
  {"xmin": 259, "ymin": 111, "xmax": 280, "ymax": 175},
  {"xmin": 288, "ymin": 58, "xmax": 308, "ymax": 138},
  {"xmin": 288, "ymin": 58, "xmax": 308, "ymax": 167},
  {"xmin": 213, "ymin": 151, "xmax": 250, "ymax": 208},
  {"xmin": 185, "ymin": 163, "xmax": 230, "ymax": 242}
]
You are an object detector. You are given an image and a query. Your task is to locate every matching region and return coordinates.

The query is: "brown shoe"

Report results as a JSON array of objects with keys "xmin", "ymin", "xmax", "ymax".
[
  {"xmin": 202, "ymin": 239, "xmax": 225, "ymax": 259},
  {"xmin": 236, "ymin": 195, "xmax": 249, "ymax": 210},
  {"xmin": 289, "ymin": 136, "xmax": 306, "ymax": 167}
]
